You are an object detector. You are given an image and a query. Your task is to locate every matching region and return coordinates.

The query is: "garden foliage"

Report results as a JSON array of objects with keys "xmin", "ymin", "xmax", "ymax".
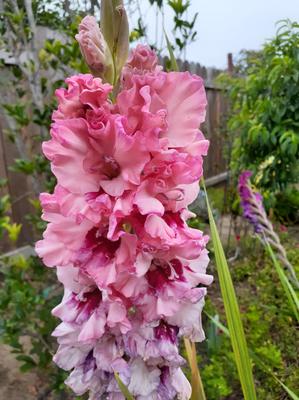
[
  {"xmin": 220, "ymin": 20, "xmax": 299, "ymax": 215},
  {"xmin": 0, "ymin": 254, "xmax": 71, "ymax": 397},
  {"xmin": 201, "ymin": 233, "xmax": 299, "ymax": 400}
]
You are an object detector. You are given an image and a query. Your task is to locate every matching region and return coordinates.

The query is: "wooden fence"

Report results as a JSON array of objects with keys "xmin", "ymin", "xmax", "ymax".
[{"xmin": 0, "ymin": 57, "xmax": 229, "ymax": 248}]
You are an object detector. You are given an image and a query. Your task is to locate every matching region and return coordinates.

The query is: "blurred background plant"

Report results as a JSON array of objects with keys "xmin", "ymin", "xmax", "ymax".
[
  {"xmin": 0, "ymin": 179, "xmax": 22, "ymax": 243},
  {"xmin": 218, "ymin": 20, "xmax": 299, "ymax": 222},
  {"xmin": 0, "ymin": 254, "xmax": 73, "ymax": 399},
  {"xmin": 128, "ymin": 0, "xmax": 198, "ymax": 58}
]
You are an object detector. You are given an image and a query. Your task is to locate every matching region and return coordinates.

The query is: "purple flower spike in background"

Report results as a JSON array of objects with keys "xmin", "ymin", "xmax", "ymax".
[
  {"xmin": 238, "ymin": 170, "xmax": 264, "ymax": 233},
  {"xmin": 238, "ymin": 170, "xmax": 298, "ymax": 287}
]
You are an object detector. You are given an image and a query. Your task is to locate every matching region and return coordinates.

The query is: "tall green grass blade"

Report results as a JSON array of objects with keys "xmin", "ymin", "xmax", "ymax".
[
  {"xmin": 164, "ymin": 30, "xmax": 179, "ymax": 71},
  {"xmin": 250, "ymin": 353, "xmax": 299, "ymax": 400},
  {"xmin": 272, "ymin": 377, "xmax": 299, "ymax": 400},
  {"xmin": 184, "ymin": 338, "xmax": 206, "ymax": 400},
  {"xmin": 264, "ymin": 241, "xmax": 299, "ymax": 322},
  {"xmin": 206, "ymin": 313, "xmax": 299, "ymax": 400},
  {"xmin": 114, "ymin": 372, "xmax": 134, "ymax": 400},
  {"xmin": 202, "ymin": 181, "xmax": 257, "ymax": 400},
  {"xmin": 205, "ymin": 312, "xmax": 229, "ymax": 336}
]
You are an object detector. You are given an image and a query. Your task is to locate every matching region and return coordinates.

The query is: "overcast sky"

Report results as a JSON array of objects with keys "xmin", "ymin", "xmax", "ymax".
[{"xmin": 136, "ymin": 0, "xmax": 299, "ymax": 68}]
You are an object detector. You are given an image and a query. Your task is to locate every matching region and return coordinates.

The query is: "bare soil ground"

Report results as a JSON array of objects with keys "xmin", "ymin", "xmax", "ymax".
[{"xmin": 0, "ymin": 344, "xmax": 40, "ymax": 400}]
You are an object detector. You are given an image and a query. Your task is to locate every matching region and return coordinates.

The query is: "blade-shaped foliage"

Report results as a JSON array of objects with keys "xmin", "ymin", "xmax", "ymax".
[
  {"xmin": 264, "ymin": 240, "xmax": 299, "ymax": 322},
  {"xmin": 164, "ymin": 30, "xmax": 179, "ymax": 72},
  {"xmin": 203, "ymin": 182, "xmax": 257, "ymax": 400},
  {"xmin": 206, "ymin": 313, "xmax": 299, "ymax": 400},
  {"xmin": 114, "ymin": 372, "xmax": 134, "ymax": 400},
  {"xmin": 184, "ymin": 338, "xmax": 206, "ymax": 400}
]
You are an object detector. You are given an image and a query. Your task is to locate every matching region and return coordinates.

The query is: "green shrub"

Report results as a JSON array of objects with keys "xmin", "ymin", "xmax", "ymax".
[
  {"xmin": 219, "ymin": 20, "xmax": 299, "ymax": 215},
  {"xmin": 0, "ymin": 254, "xmax": 72, "ymax": 397}
]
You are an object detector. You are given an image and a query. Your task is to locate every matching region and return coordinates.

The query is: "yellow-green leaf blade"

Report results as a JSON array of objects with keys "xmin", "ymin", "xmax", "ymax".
[
  {"xmin": 265, "ymin": 241, "xmax": 299, "ymax": 322},
  {"xmin": 206, "ymin": 313, "xmax": 299, "ymax": 400},
  {"xmin": 273, "ymin": 377, "xmax": 299, "ymax": 400},
  {"xmin": 164, "ymin": 30, "xmax": 179, "ymax": 72},
  {"xmin": 184, "ymin": 338, "xmax": 206, "ymax": 400},
  {"xmin": 114, "ymin": 372, "xmax": 134, "ymax": 400},
  {"xmin": 203, "ymin": 181, "xmax": 257, "ymax": 400}
]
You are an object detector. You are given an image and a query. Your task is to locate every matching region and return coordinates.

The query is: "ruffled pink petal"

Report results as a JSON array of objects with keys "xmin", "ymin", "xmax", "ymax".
[
  {"xmin": 144, "ymin": 215, "xmax": 175, "ymax": 240},
  {"xmin": 84, "ymin": 259, "xmax": 117, "ymax": 289},
  {"xmin": 43, "ymin": 119, "xmax": 99, "ymax": 194},
  {"xmin": 100, "ymin": 174, "xmax": 129, "ymax": 197},
  {"xmin": 134, "ymin": 251, "xmax": 153, "ymax": 277},
  {"xmin": 157, "ymin": 71, "xmax": 207, "ymax": 147},
  {"xmin": 134, "ymin": 182, "xmax": 164, "ymax": 215},
  {"xmin": 36, "ymin": 217, "xmax": 93, "ymax": 267},
  {"xmin": 114, "ymin": 129, "xmax": 150, "ymax": 186}
]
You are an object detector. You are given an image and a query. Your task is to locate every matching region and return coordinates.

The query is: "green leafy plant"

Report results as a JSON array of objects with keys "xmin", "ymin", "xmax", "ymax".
[
  {"xmin": 206, "ymin": 313, "xmax": 299, "ymax": 400},
  {"xmin": 0, "ymin": 183, "xmax": 22, "ymax": 245},
  {"xmin": 0, "ymin": 254, "xmax": 72, "ymax": 397},
  {"xmin": 219, "ymin": 20, "xmax": 299, "ymax": 215},
  {"xmin": 129, "ymin": 0, "xmax": 198, "ymax": 58}
]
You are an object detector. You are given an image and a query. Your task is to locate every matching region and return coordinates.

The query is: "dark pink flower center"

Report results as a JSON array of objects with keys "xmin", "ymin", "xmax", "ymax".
[
  {"xmin": 147, "ymin": 258, "xmax": 185, "ymax": 289},
  {"xmin": 154, "ymin": 320, "xmax": 179, "ymax": 343},
  {"xmin": 102, "ymin": 155, "xmax": 121, "ymax": 179},
  {"xmin": 75, "ymin": 228, "xmax": 120, "ymax": 267},
  {"xmin": 70, "ymin": 288, "xmax": 102, "ymax": 323}
]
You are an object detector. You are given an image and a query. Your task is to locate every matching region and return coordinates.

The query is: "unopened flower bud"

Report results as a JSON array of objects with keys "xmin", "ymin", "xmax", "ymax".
[
  {"xmin": 75, "ymin": 16, "xmax": 114, "ymax": 83},
  {"xmin": 122, "ymin": 44, "xmax": 162, "ymax": 88},
  {"xmin": 100, "ymin": 0, "xmax": 129, "ymax": 81}
]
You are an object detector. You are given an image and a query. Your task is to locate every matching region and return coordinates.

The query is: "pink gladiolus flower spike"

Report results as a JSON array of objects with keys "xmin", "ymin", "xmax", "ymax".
[{"xmin": 36, "ymin": 37, "xmax": 212, "ymax": 399}]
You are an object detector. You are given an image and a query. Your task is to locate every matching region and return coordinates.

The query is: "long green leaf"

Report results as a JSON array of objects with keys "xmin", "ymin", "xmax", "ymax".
[
  {"xmin": 164, "ymin": 30, "xmax": 179, "ymax": 71},
  {"xmin": 205, "ymin": 312, "xmax": 229, "ymax": 336},
  {"xmin": 114, "ymin": 372, "xmax": 134, "ymax": 400},
  {"xmin": 250, "ymin": 353, "xmax": 299, "ymax": 400},
  {"xmin": 203, "ymin": 181, "xmax": 257, "ymax": 400},
  {"xmin": 272, "ymin": 377, "xmax": 299, "ymax": 400},
  {"xmin": 205, "ymin": 313, "xmax": 299, "ymax": 400},
  {"xmin": 184, "ymin": 338, "xmax": 206, "ymax": 400},
  {"xmin": 264, "ymin": 241, "xmax": 299, "ymax": 322}
]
